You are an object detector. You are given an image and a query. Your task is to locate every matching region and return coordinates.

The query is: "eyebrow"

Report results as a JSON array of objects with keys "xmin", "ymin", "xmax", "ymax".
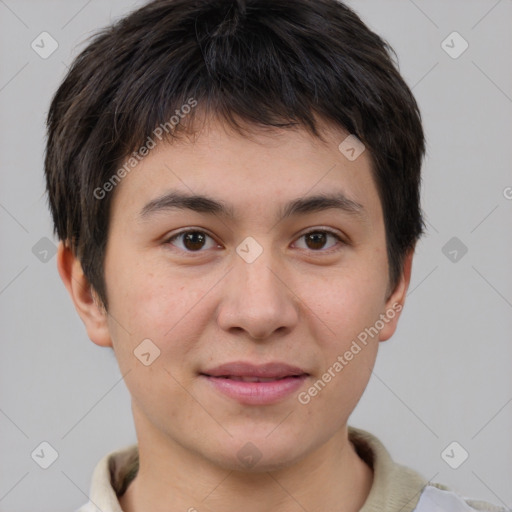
[{"xmin": 139, "ymin": 190, "xmax": 365, "ymax": 222}]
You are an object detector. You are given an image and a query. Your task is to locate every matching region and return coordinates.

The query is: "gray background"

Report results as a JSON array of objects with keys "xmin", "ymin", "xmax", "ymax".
[{"xmin": 0, "ymin": 1, "xmax": 511, "ymax": 511}]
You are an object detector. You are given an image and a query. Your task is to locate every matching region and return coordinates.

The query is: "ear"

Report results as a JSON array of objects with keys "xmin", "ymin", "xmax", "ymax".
[
  {"xmin": 378, "ymin": 248, "xmax": 414, "ymax": 342},
  {"xmin": 57, "ymin": 242, "xmax": 112, "ymax": 347}
]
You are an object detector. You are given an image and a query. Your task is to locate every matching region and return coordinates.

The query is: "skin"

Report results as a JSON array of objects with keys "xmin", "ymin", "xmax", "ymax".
[{"xmin": 58, "ymin": 115, "xmax": 414, "ymax": 512}]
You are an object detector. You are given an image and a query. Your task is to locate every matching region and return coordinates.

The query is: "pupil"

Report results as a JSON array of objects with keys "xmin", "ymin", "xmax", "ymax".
[
  {"xmin": 306, "ymin": 232, "xmax": 326, "ymax": 250},
  {"xmin": 184, "ymin": 232, "xmax": 205, "ymax": 250}
]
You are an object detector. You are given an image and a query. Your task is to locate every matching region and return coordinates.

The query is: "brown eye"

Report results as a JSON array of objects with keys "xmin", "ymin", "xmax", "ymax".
[
  {"xmin": 183, "ymin": 232, "xmax": 206, "ymax": 250},
  {"xmin": 305, "ymin": 232, "xmax": 328, "ymax": 250},
  {"xmin": 167, "ymin": 230, "xmax": 218, "ymax": 252},
  {"xmin": 294, "ymin": 230, "xmax": 343, "ymax": 251}
]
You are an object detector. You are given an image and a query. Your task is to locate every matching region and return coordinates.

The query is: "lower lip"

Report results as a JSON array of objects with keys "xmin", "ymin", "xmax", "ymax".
[{"xmin": 201, "ymin": 375, "xmax": 308, "ymax": 405}]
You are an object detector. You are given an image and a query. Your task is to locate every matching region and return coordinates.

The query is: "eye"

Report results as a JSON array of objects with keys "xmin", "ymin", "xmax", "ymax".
[
  {"xmin": 293, "ymin": 229, "xmax": 345, "ymax": 252},
  {"xmin": 165, "ymin": 228, "xmax": 346, "ymax": 254},
  {"xmin": 166, "ymin": 230, "xmax": 220, "ymax": 252}
]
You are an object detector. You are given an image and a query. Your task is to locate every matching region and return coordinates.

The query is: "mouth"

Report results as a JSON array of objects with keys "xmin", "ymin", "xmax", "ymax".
[
  {"xmin": 201, "ymin": 361, "xmax": 308, "ymax": 379},
  {"xmin": 199, "ymin": 362, "xmax": 309, "ymax": 405},
  {"xmin": 210, "ymin": 375, "xmax": 302, "ymax": 382}
]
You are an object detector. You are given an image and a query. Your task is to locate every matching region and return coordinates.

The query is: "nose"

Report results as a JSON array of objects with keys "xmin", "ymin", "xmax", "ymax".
[{"xmin": 215, "ymin": 247, "xmax": 300, "ymax": 340}]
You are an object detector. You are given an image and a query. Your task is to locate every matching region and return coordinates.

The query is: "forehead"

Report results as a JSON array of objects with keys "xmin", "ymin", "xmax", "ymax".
[{"xmin": 109, "ymin": 116, "xmax": 382, "ymax": 226}]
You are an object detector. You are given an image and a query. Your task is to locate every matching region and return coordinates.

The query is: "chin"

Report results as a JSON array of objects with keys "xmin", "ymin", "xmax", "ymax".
[{"xmin": 203, "ymin": 435, "xmax": 311, "ymax": 473}]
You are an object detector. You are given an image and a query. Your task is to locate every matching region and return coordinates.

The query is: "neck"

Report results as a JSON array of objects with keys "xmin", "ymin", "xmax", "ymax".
[{"xmin": 119, "ymin": 425, "xmax": 373, "ymax": 512}]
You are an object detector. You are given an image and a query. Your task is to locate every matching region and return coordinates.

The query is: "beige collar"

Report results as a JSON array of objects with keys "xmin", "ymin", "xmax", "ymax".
[{"xmin": 84, "ymin": 426, "xmax": 428, "ymax": 512}]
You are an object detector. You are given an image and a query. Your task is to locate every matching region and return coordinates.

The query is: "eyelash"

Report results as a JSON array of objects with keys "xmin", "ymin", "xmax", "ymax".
[{"xmin": 164, "ymin": 228, "xmax": 347, "ymax": 255}]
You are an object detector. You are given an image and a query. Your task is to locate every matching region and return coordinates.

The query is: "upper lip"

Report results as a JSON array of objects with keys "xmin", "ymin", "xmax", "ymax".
[{"xmin": 201, "ymin": 362, "xmax": 308, "ymax": 379}]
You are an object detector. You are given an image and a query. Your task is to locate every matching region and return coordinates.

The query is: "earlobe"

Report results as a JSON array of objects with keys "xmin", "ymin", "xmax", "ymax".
[
  {"xmin": 57, "ymin": 242, "xmax": 112, "ymax": 347},
  {"xmin": 378, "ymin": 248, "xmax": 415, "ymax": 342}
]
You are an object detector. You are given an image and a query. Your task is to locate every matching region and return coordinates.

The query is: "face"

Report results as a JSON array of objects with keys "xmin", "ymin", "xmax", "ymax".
[{"xmin": 71, "ymin": 117, "xmax": 410, "ymax": 471}]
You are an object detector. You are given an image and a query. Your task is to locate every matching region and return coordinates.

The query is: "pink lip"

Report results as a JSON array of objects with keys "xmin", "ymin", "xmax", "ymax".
[
  {"xmin": 200, "ymin": 362, "xmax": 309, "ymax": 405},
  {"xmin": 202, "ymin": 361, "xmax": 307, "ymax": 379}
]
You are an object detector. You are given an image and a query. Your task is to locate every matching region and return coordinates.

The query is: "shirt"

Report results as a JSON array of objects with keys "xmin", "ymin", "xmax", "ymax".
[{"xmin": 76, "ymin": 427, "xmax": 508, "ymax": 512}]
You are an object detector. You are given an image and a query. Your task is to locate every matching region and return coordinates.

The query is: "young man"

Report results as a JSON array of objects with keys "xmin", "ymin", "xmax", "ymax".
[{"xmin": 44, "ymin": 1, "xmax": 507, "ymax": 511}]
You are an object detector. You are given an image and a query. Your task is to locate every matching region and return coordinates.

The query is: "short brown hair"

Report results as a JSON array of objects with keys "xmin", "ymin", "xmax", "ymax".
[{"xmin": 45, "ymin": 0, "xmax": 425, "ymax": 308}]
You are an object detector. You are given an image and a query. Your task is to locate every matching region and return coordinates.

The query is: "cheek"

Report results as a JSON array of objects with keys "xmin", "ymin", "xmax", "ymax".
[
  {"xmin": 104, "ymin": 264, "xmax": 215, "ymax": 414},
  {"xmin": 302, "ymin": 266, "xmax": 387, "ymax": 348},
  {"xmin": 105, "ymin": 259, "xmax": 220, "ymax": 358},
  {"xmin": 301, "ymin": 263, "xmax": 386, "ymax": 414},
  {"xmin": 106, "ymin": 255, "xmax": 171, "ymax": 329},
  {"xmin": 299, "ymin": 279, "xmax": 382, "ymax": 421}
]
